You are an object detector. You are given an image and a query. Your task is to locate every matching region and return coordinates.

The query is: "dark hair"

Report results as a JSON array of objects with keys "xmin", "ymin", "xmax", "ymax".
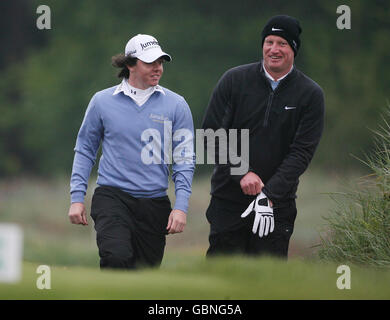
[{"xmin": 111, "ymin": 54, "xmax": 138, "ymax": 78}]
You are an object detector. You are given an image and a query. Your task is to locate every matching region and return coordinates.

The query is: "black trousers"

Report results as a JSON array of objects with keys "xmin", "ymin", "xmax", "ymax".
[
  {"xmin": 90, "ymin": 186, "xmax": 171, "ymax": 270},
  {"xmin": 205, "ymin": 196, "xmax": 297, "ymax": 258}
]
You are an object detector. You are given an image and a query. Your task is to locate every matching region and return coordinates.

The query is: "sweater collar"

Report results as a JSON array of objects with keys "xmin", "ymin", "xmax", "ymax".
[{"xmin": 262, "ymin": 61, "xmax": 294, "ymax": 82}]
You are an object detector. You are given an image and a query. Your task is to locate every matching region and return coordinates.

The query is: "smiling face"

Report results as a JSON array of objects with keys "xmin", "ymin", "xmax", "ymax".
[
  {"xmin": 262, "ymin": 35, "xmax": 294, "ymax": 80},
  {"xmin": 128, "ymin": 58, "xmax": 164, "ymax": 89}
]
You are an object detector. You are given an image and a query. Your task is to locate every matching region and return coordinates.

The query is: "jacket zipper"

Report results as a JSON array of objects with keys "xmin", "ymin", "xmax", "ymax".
[{"xmin": 263, "ymin": 91, "xmax": 274, "ymax": 127}]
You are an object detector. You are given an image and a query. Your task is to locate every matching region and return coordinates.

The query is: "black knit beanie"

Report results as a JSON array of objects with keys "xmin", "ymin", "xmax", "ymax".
[{"xmin": 261, "ymin": 15, "xmax": 302, "ymax": 56}]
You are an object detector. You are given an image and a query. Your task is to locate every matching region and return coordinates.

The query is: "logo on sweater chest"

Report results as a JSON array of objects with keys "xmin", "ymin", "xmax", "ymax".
[{"xmin": 149, "ymin": 113, "xmax": 170, "ymax": 123}]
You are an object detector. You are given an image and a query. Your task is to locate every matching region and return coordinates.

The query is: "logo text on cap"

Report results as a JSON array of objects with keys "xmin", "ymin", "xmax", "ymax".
[{"xmin": 140, "ymin": 40, "xmax": 160, "ymax": 50}]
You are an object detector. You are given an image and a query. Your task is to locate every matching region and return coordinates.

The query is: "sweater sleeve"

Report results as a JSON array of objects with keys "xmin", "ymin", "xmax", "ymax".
[
  {"xmin": 201, "ymin": 70, "xmax": 234, "ymax": 132},
  {"xmin": 171, "ymin": 98, "xmax": 195, "ymax": 213},
  {"xmin": 70, "ymin": 94, "xmax": 103, "ymax": 203},
  {"xmin": 262, "ymin": 87, "xmax": 325, "ymax": 201}
]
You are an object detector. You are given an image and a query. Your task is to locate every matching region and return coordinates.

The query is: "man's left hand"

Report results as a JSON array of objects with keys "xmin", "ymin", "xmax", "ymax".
[{"xmin": 166, "ymin": 209, "xmax": 187, "ymax": 234}]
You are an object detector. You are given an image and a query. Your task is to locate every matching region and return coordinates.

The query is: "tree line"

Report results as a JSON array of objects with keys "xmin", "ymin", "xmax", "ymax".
[{"xmin": 0, "ymin": 0, "xmax": 388, "ymax": 176}]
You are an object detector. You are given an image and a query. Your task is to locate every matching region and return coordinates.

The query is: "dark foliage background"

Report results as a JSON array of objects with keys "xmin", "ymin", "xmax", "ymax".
[{"xmin": 0, "ymin": 0, "xmax": 389, "ymax": 176}]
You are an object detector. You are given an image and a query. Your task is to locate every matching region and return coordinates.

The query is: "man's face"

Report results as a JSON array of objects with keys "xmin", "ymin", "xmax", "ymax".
[
  {"xmin": 128, "ymin": 58, "xmax": 164, "ymax": 89},
  {"xmin": 262, "ymin": 35, "xmax": 294, "ymax": 78}
]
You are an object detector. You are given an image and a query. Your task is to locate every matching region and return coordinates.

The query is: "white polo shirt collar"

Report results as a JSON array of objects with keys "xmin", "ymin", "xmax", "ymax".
[
  {"xmin": 262, "ymin": 61, "xmax": 294, "ymax": 82},
  {"xmin": 113, "ymin": 78, "xmax": 165, "ymax": 106}
]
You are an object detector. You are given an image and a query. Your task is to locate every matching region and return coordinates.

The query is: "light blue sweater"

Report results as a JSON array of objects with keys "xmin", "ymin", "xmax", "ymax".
[{"xmin": 70, "ymin": 85, "xmax": 195, "ymax": 213}]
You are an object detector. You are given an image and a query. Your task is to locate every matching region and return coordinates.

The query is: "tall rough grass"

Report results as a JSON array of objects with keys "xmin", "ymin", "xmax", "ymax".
[{"xmin": 318, "ymin": 107, "xmax": 390, "ymax": 267}]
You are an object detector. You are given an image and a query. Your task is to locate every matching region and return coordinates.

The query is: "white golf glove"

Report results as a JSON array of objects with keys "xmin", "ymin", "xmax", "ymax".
[{"xmin": 241, "ymin": 192, "xmax": 274, "ymax": 238}]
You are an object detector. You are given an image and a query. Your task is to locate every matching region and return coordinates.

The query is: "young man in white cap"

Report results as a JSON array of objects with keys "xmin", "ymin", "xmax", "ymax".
[
  {"xmin": 202, "ymin": 15, "xmax": 325, "ymax": 258},
  {"xmin": 68, "ymin": 34, "xmax": 195, "ymax": 269}
]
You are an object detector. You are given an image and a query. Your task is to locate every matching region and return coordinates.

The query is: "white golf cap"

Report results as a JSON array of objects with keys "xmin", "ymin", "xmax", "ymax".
[{"xmin": 125, "ymin": 34, "xmax": 172, "ymax": 63}]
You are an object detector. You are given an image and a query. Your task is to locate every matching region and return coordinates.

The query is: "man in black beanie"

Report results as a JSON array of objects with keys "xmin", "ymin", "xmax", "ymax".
[{"xmin": 201, "ymin": 15, "xmax": 325, "ymax": 258}]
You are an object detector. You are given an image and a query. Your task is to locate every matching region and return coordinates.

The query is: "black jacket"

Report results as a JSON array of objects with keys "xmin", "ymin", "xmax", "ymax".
[{"xmin": 201, "ymin": 61, "xmax": 325, "ymax": 205}]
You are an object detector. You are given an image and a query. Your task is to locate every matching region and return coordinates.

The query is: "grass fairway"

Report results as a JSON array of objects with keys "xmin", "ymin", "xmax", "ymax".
[
  {"xmin": 1, "ymin": 172, "xmax": 389, "ymax": 300},
  {"xmin": 1, "ymin": 255, "xmax": 390, "ymax": 300}
]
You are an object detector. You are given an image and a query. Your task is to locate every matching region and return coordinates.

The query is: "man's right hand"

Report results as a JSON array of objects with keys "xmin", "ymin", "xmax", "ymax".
[
  {"xmin": 68, "ymin": 202, "xmax": 88, "ymax": 226},
  {"xmin": 240, "ymin": 171, "xmax": 264, "ymax": 196}
]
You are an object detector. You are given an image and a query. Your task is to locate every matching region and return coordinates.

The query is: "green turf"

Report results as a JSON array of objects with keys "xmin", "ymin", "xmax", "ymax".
[
  {"xmin": 1, "ymin": 255, "xmax": 390, "ymax": 300},
  {"xmin": 1, "ymin": 172, "xmax": 389, "ymax": 299}
]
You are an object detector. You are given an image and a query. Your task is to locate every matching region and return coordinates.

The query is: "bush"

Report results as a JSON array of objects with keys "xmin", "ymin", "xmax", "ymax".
[{"xmin": 318, "ymin": 106, "xmax": 390, "ymax": 267}]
